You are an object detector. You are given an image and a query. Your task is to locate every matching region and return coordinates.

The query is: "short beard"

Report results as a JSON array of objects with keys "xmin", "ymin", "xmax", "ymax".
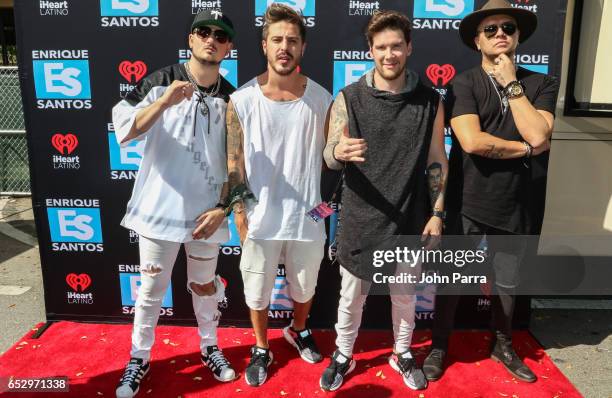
[
  {"xmin": 271, "ymin": 63, "xmax": 298, "ymax": 76},
  {"xmin": 374, "ymin": 63, "xmax": 406, "ymax": 82},
  {"xmin": 268, "ymin": 53, "xmax": 301, "ymax": 76},
  {"xmin": 191, "ymin": 53, "xmax": 222, "ymax": 66}
]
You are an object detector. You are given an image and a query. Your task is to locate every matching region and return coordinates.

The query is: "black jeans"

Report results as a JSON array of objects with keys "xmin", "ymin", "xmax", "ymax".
[{"xmin": 431, "ymin": 214, "xmax": 527, "ymax": 349}]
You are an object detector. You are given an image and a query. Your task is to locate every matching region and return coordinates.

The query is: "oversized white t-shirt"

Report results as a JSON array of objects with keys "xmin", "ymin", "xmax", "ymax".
[
  {"xmin": 230, "ymin": 77, "xmax": 333, "ymax": 241},
  {"xmin": 112, "ymin": 63, "xmax": 234, "ymax": 243}
]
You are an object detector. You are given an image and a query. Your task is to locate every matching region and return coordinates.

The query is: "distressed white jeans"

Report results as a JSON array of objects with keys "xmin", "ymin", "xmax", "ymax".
[
  {"xmin": 334, "ymin": 262, "xmax": 421, "ymax": 357},
  {"xmin": 131, "ymin": 236, "xmax": 224, "ymax": 360}
]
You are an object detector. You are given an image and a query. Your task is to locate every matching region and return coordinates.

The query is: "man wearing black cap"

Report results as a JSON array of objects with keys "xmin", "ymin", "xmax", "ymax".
[
  {"xmin": 424, "ymin": 0, "xmax": 559, "ymax": 384},
  {"xmin": 112, "ymin": 10, "xmax": 237, "ymax": 398}
]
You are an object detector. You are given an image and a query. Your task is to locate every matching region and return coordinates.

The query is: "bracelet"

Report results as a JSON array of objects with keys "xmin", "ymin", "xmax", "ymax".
[
  {"xmin": 432, "ymin": 210, "xmax": 446, "ymax": 221},
  {"xmin": 522, "ymin": 141, "xmax": 533, "ymax": 158},
  {"xmin": 332, "ymin": 142, "xmax": 344, "ymax": 163},
  {"xmin": 223, "ymin": 185, "xmax": 256, "ymax": 217}
]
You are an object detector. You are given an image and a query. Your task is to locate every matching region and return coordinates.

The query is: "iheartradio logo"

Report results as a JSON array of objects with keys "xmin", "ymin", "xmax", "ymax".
[
  {"xmin": 119, "ymin": 61, "xmax": 147, "ymax": 84},
  {"xmin": 66, "ymin": 273, "xmax": 92, "ymax": 292},
  {"xmin": 51, "ymin": 133, "xmax": 78, "ymax": 155},
  {"xmin": 426, "ymin": 64, "xmax": 456, "ymax": 87}
]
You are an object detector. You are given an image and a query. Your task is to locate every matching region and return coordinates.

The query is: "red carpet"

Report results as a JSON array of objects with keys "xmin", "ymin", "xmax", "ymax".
[{"xmin": 0, "ymin": 322, "xmax": 581, "ymax": 397}]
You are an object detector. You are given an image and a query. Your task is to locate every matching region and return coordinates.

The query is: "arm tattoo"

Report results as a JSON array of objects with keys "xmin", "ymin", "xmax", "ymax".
[
  {"xmin": 323, "ymin": 92, "xmax": 348, "ymax": 170},
  {"xmin": 219, "ymin": 183, "xmax": 230, "ymax": 206},
  {"xmin": 426, "ymin": 162, "xmax": 445, "ymax": 210},
  {"xmin": 226, "ymin": 100, "xmax": 246, "ymax": 194},
  {"xmin": 482, "ymin": 144, "xmax": 504, "ymax": 159}
]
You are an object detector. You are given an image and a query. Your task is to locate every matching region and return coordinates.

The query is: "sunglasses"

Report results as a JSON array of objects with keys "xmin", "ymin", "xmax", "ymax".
[
  {"xmin": 480, "ymin": 22, "xmax": 517, "ymax": 38},
  {"xmin": 194, "ymin": 26, "xmax": 230, "ymax": 44}
]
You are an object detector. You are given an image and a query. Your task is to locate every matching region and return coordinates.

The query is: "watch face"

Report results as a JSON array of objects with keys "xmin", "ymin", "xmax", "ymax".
[{"xmin": 509, "ymin": 83, "xmax": 523, "ymax": 97}]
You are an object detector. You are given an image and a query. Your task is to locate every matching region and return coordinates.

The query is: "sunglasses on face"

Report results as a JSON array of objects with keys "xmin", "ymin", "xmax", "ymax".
[
  {"xmin": 480, "ymin": 22, "xmax": 517, "ymax": 38},
  {"xmin": 194, "ymin": 26, "xmax": 230, "ymax": 44}
]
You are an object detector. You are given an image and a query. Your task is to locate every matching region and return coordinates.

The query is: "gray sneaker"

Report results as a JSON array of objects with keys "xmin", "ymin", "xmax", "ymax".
[
  {"xmin": 388, "ymin": 350, "xmax": 428, "ymax": 390},
  {"xmin": 245, "ymin": 346, "xmax": 274, "ymax": 387},
  {"xmin": 283, "ymin": 325, "xmax": 322, "ymax": 363},
  {"xmin": 319, "ymin": 350, "xmax": 356, "ymax": 392}
]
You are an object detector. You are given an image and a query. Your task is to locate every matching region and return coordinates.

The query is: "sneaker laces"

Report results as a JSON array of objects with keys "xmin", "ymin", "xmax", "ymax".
[
  {"xmin": 120, "ymin": 362, "xmax": 143, "ymax": 384},
  {"xmin": 397, "ymin": 355, "xmax": 417, "ymax": 375},
  {"xmin": 208, "ymin": 349, "xmax": 230, "ymax": 369},
  {"xmin": 328, "ymin": 352, "xmax": 349, "ymax": 373},
  {"xmin": 248, "ymin": 349, "xmax": 269, "ymax": 368}
]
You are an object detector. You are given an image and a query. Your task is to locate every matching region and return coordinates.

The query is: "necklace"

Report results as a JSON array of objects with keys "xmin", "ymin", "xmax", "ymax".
[
  {"xmin": 486, "ymin": 72, "xmax": 508, "ymax": 115},
  {"xmin": 184, "ymin": 62, "xmax": 220, "ymax": 117}
]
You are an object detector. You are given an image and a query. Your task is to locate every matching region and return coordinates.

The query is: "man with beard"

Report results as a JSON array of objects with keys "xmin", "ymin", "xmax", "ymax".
[
  {"xmin": 112, "ymin": 10, "xmax": 237, "ymax": 398},
  {"xmin": 319, "ymin": 10, "xmax": 447, "ymax": 392},
  {"xmin": 424, "ymin": 0, "xmax": 559, "ymax": 384},
  {"xmin": 226, "ymin": 3, "xmax": 332, "ymax": 387}
]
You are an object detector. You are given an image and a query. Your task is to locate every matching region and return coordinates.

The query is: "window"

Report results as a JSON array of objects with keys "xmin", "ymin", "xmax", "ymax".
[{"xmin": 564, "ymin": 0, "xmax": 612, "ymax": 117}]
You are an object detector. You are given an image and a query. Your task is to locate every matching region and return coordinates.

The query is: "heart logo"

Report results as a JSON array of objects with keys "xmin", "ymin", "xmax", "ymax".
[
  {"xmin": 119, "ymin": 61, "xmax": 147, "ymax": 84},
  {"xmin": 51, "ymin": 133, "xmax": 78, "ymax": 155},
  {"xmin": 66, "ymin": 273, "xmax": 92, "ymax": 292},
  {"xmin": 426, "ymin": 64, "xmax": 456, "ymax": 87}
]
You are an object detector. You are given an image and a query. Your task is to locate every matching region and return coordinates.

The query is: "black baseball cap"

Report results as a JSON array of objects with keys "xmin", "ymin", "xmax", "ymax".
[{"xmin": 191, "ymin": 9, "xmax": 235, "ymax": 40}]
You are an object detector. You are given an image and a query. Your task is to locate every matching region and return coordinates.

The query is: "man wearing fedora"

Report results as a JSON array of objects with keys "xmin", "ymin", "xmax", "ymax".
[{"xmin": 424, "ymin": 0, "xmax": 559, "ymax": 383}]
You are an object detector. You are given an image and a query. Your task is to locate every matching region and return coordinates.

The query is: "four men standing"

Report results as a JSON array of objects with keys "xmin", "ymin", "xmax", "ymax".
[{"xmin": 112, "ymin": 1, "xmax": 558, "ymax": 395}]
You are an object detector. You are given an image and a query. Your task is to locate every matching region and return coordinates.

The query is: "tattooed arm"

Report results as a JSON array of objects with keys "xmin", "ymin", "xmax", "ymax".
[
  {"xmin": 450, "ymin": 114, "xmax": 549, "ymax": 159},
  {"xmin": 323, "ymin": 92, "xmax": 367, "ymax": 169},
  {"xmin": 225, "ymin": 100, "xmax": 249, "ymax": 244},
  {"xmin": 422, "ymin": 100, "xmax": 448, "ymax": 249}
]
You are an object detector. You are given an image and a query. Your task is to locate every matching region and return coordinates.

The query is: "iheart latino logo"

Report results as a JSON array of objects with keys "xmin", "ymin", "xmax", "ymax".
[
  {"xmin": 51, "ymin": 133, "xmax": 78, "ymax": 155},
  {"xmin": 426, "ymin": 64, "xmax": 456, "ymax": 86},
  {"xmin": 66, "ymin": 273, "xmax": 92, "ymax": 292},
  {"xmin": 119, "ymin": 61, "xmax": 147, "ymax": 84}
]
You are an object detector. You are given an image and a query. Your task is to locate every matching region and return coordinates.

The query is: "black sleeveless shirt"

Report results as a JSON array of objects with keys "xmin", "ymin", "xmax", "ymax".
[{"xmin": 337, "ymin": 73, "xmax": 440, "ymax": 281}]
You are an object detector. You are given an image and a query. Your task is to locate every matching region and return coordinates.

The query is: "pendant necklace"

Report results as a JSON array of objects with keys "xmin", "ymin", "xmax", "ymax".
[{"xmin": 184, "ymin": 62, "xmax": 220, "ymax": 117}]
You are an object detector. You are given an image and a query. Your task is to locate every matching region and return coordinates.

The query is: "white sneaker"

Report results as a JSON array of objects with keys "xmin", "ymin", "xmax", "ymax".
[{"xmin": 201, "ymin": 345, "xmax": 236, "ymax": 382}]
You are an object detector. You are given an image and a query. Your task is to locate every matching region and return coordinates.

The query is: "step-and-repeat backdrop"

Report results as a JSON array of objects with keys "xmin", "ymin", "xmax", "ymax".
[{"xmin": 15, "ymin": 0, "xmax": 567, "ymax": 328}]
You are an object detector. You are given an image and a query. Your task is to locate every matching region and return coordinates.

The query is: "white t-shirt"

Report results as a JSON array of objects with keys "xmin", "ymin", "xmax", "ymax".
[
  {"xmin": 230, "ymin": 77, "xmax": 333, "ymax": 241},
  {"xmin": 112, "ymin": 63, "xmax": 234, "ymax": 243}
]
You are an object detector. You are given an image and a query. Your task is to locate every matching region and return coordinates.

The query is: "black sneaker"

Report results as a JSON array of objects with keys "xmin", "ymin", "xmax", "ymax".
[
  {"xmin": 245, "ymin": 346, "xmax": 274, "ymax": 387},
  {"xmin": 423, "ymin": 347, "xmax": 446, "ymax": 381},
  {"xmin": 388, "ymin": 350, "xmax": 428, "ymax": 390},
  {"xmin": 319, "ymin": 350, "xmax": 356, "ymax": 392},
  {"xmin": 115, "ymin": 358, "xmax": 150, "ymax": 398},
  {"xmin": 283, "ymin": 325, "xmax": 322, "ymax": 363},
  {"xmin": 201, "ymin": 345, "xmax": 236, "ymax": 382}
]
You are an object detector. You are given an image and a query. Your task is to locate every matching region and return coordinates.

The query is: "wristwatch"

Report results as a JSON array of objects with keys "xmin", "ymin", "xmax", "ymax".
[
  {"xmin": 504, "ymin": 80, "xmax": 524, "ymax": 99},
  {"xmin": 432, "ymin": 210, "xmax": 446, "ymax": 221}
]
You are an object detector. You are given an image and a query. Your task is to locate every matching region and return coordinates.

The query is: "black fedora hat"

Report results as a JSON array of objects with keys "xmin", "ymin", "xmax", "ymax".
[{"xmin": 459, "ymin": 0, "xmax": 537, "ymax": 50}]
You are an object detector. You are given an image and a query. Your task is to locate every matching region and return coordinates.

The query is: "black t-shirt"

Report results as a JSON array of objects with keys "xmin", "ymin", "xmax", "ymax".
[{"xmin": 446, "ymin": 66, "xmax": 559, "ymax": 234}]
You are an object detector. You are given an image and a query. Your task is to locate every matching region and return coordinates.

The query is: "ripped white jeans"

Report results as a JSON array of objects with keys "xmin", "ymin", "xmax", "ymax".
[{"xmin": 131, "ymin": 235, "xmax": 224, "ymax": 360}]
